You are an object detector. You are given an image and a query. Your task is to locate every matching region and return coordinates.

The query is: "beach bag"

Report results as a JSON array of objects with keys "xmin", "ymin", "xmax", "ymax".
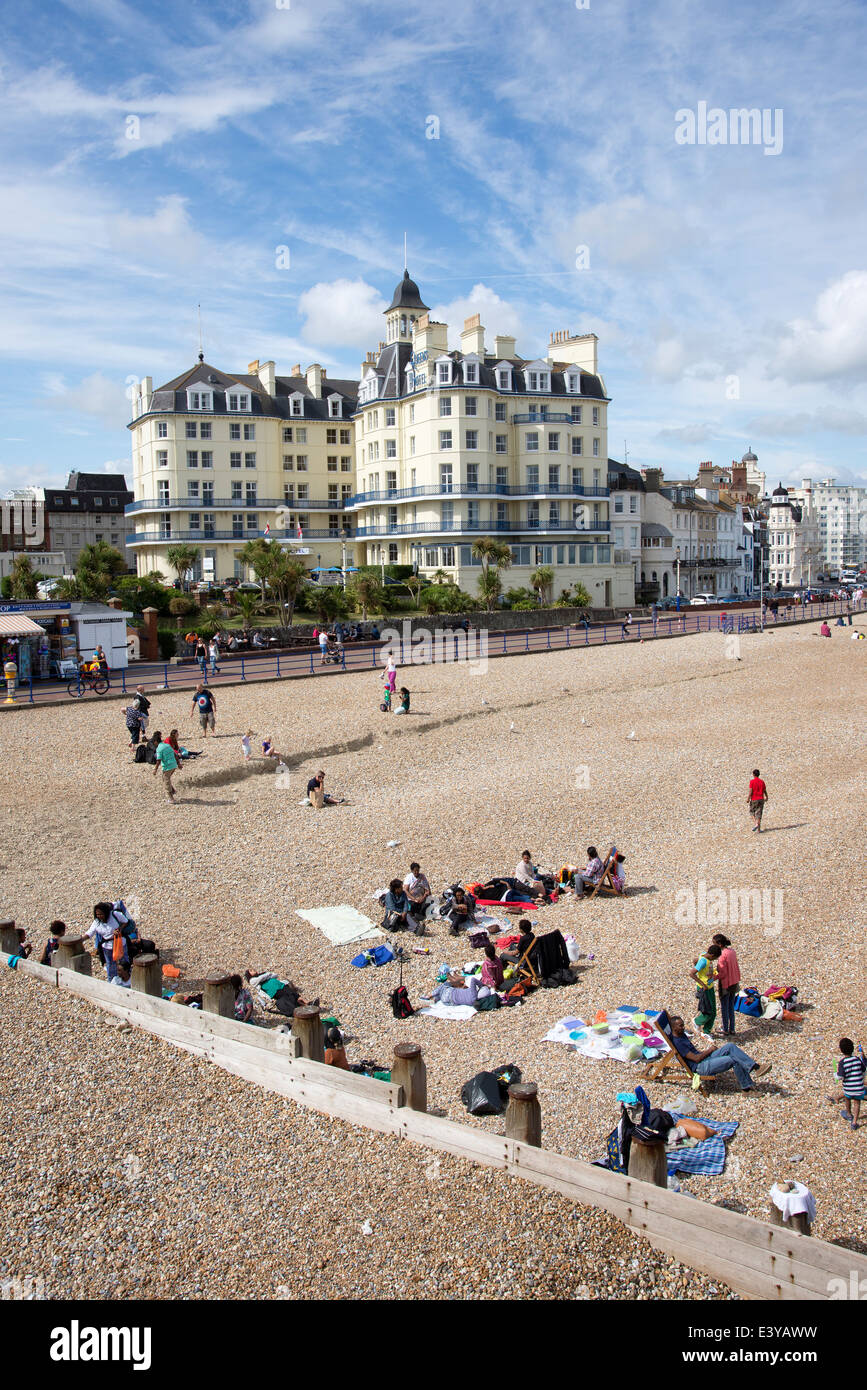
[
  {"xmin": 468, "ymin": 930, "xmax": 489, "ymax": 949},
  {"xmin": 351, "ymin": 945, "xmax": 395, "ymax": 968},
  {"xmin": 475, "ymin": 993, "xmax": 501, "ymax": 1011},
  {"xmin": 734, "ymin": 988, "xmax": 762, "ymax": 1017},
  {"xmin": 460, "ymin": 1071, "xmax": 505, "ymax": 1116},
  {"xmin": 111, "ymin": 932, "xmax": 125, "ymax": 962},
  {"xmin": 389, "ymin": 985, "xmax": 414, "ymax": 1019}
]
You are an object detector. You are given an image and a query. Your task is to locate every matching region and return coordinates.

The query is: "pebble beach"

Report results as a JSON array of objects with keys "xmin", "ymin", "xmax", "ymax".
[{"xmin": 1, "ymin": 615, "xmax": 864, "ymax": 1298}]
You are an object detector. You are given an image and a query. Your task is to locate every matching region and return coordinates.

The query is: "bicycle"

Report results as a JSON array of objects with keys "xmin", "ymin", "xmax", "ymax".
[{"xmin": 67, "ymin": 671, "xmax": 111, "ymax": 698}]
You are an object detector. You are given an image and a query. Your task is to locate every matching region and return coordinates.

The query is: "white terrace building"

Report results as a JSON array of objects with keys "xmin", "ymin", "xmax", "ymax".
[{"xmin": 348, "ymin": 271, "xmax": 633, "ymax": 607}]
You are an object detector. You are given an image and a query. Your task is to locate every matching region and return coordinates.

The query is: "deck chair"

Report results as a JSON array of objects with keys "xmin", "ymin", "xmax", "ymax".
[
  {"xmin": 514, "ymin": 940, "xmax": 541, "ymax": 989},
  {"xmin": 584, "ymin": 845, "xmax": 625, "ymax": 900},
  {"xmin": 640, "ymin": 1009, "xmax": 713, "ymax": 1096}
]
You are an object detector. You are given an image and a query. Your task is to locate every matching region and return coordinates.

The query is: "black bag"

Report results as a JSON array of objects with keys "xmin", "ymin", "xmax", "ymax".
[
  {"xmin": 390, "ymin": 985, "xmax": 414, "ymax": 1019},
  {"xmin": 381, "ymin": 910, "xmax": 407, "ymax": 932},
  {"xmin": 460, "ymin": 1071, "xmax": 505, "ymax": 1115},
  {"xmin": 273, "ymin": 985, "xmax": 302, "ymax": 1017},
  {"xmin": 491, "ymin": 1063, "xmax": 522, "ymax": 1097},
  {"xmin": 475, "ymin": 992, "xmax": 501, "ymax": 1011},
  {"xmin": 133, "ymin": 744, "xmax": 149, "ymax": 764},
  {"xmin": 127, "ymin": 937, "xmax": 157, "ymax": 961}
]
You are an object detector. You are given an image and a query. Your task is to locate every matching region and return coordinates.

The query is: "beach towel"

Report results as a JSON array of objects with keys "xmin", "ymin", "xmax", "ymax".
[
  {"xmin": 542, "ymin": 1008, "xmax": 665, "ymax": 1063},
  {"xmin": 295, "ymin": 905, "xmax": 384, "ymax": 946},
  {"xmin": 666, "ymin": 1115, "xmax": 739, "ymax": 1176},
  {"xmin": 418, "ymin": 1002, "xmax": 478, "ymax": 1021}
]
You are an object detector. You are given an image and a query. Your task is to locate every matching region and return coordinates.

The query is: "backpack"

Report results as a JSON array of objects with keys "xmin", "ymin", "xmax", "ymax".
[
  {"xmin": 390, "ymin": 985, "xmax": 414, "ymax": 1019},
  {"xmin": 133, "ymin": 744, "xmax": 149, "ymax": 763}
]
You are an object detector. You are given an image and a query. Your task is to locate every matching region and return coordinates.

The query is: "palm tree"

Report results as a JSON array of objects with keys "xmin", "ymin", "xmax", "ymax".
[
  {"xmin": 238, "ymin": 539, "xmax": 308, "ymax": 624},
  {"xmin": 75, "ymin": 541, "xmax": 126, "ymax": 601},
  {"xmin": 570, "ymin": 581, "xmax": 592, "ymax": 609},
  {"xmin": 476, "ymin": 567, "xmax": 502, "ymax": 611},
  {"xmin": 347, "ymin": 573, "xmax": 384, "ymax": 621},
  {"xmin": 471, "ymin": 536, "xmax": 512, "ymax": 577},
  {"xmin": 229, "ymin": 590, "xmax": 263, "ymax": 632},
  {"xmin": 51, "ymin": 575, "xmax": 81, "ymax": 601},
  {"xmin": 312, "ymin": 585, "xmax": 348, "ymax": 627},
  {"xmin": 166, "ymin": 544, "xmax": 200, "ymax": 592},
  {"xmin": 530, "ymin": 565, "xmax": 555, "ymax": 606},
  {"xmin": 9, "ymin": 555, "xmax": 39, "ymax": 600}
]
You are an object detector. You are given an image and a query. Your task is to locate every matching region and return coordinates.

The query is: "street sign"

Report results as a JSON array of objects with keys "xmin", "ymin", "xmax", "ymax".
[{"xmin": 0, "ymin": 601, "xmax": 71, "ymax": 613}]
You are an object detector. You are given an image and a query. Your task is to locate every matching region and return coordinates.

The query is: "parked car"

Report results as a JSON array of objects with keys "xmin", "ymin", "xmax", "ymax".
[
  {"xmin": 236, "ymin": 581, "xmax": 262, "ymax": 592},
  {"xmin": 689, "ymin": 593, "xmax": 715, "ymax": 606}
]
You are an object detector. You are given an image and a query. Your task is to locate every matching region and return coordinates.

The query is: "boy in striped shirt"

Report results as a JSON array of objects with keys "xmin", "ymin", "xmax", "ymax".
[{"xmin": 837, "ymin": 1038, "xmax": 866, "ymax": 1130}]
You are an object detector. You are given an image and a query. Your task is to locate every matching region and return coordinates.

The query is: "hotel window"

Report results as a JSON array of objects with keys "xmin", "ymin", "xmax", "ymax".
[
  {"xmin": 187, "ymin": 389, "xmax": 213, "ymax": 411},
  {"xmin": 440, "ymin": 464, "xmax": 453, "ymax": 493},
  {"xmin": 409, "ymin": 436, "xmax": 416, "ymax": 455},
  {"xmin": 592, "ymin": 407, "xmax": 599, "ymax": 426},
  {"xmin": 441, "ymin": 545, "xmax": 455, "ymax": 566},
  {"xmin": 629, "ymin": 495, "xmax": 638, "ymax": 514},
  {"xmin": 228, "ymin": 392, "xmax": 251, "ymax": 412},
  {"xmin": 526, "ymin": 431, "xmax": 539, "ymax": 452},
  {"xmin": 386, "ymin": 470, "xmax": 397, "ymax": 493},
  {"xmin": 325, "ymin": 455, "xmax": 337, "ymax": 471},
  {"xmin": 465, "ymin": 396, "xmax": 477, "ymax": 416},
  {"xmin": 297, "ymin": 483, "xmax": 309, "ymax": 500},
  {"xmin": 297, "ymin": 428, "xmax": 307, "ymax": 444},
  {"xmin": 496, "ymin": 466, "xmax": 508, "ymax": 488},
  {"xmin": 496, "ymin": 434, "xmax": 507, "ymax": 453},
  {"xmin": 296, "ymin": 455, "xmax": 308, "ymax": 471},
  {"xmin": 157, "ymin": 482, "xmax": 170, "ymax": 505},
  {"xmin": 245, "ymin": 452, "xmax": 256, "ymax": 469},
  {"xmin": 630, "ymin": 526, "xmax": 639, "ymax": 547},
  {"xmin": 597, "ymin": 544, "xmax": 611, "ymax": 563},
  {"xmin": 495, "ymin": 401, "xmax": 507, "ymax": 421},
  {"xmin": 385, "ymin": 408, "xmax": 395, "ymax": 426},
  {"xmin": 425, "ymin": 547, "xmax": 439, "ymax": 567},
  {"xmin": 548, "ymin": 432, "xmax": 560, "ymax": 451},
  {"xmin": 437, "ymin": 361, "xmax": 452, "ymax": 385},
  {"xmin": 291, "ymin": 397, "xmax": 303, "ymax": 416},
  {"xmin": 188, "ymin": 513, "xmax": 200, "ymax": 531},
  {"xmin": 572, "ymin": 466, "xmax": 584, "ymax": 489},
  {"xmin": 326, "ymin": 429, "xmax": 337, "ymax": 444},
  {"xmin": 246, "ymin": 483, "xmax": 257, "ymax": 503},
  {"xmin": 614, "ymin": 495, "xmax": 623, "ymax": 513},
  {"xmin": 202, "ymin": 481, "xmax": 214, "ymax": 504},
  {"xmin": 186, "ymin": 422, "xmax": 197, "ymax": 439},
  {"xmin": 464, "ymin": 362, "xmax": 478, "ymax": 383},
  {"xmin": 230, "ymin": 422, "xmax": 241, "ymax": 440},
  {"xmin": 340, "ymin": 429, "xmax": 351, "ymax": 445},
  {"xmin": 188, "ymin": 481, "xmax": 200, "ymax": 499},
  {"xmin": 549, "ymin": 464, "xmax": 560, "ymax": 489},
  {"xmin": 385, "ymin": 439, "xmax": 396, "ymax": 458},
  {"xmin": 201, "ymin": 451, "xmax": 213, "ymax": 469},
  {"xmin": 497, "ymin": 370, "xmax": 511, "ymax": 391},
  {"xmin": 244, "ymin": 423, "xmax": 255, "ymax": 440},
  {"xmin": 157, "ymin": 421, "xmax": 168, "ymax": 438},
  {"xmin": 439, "ymin": 430, "xmax": 453, "ymax": 450},
  {"xmin": 283, "ymin": 428, "xmax": 293, "ymax": 442},
  {"xmin": 157, "ymin": 450, "xmax": 168, "ymax": 467},
  {"xmin": 496, "ymin": 501, "xmax": 507, "ymax": 525},
  {"xmin": 410, "ymin": 468, "xmax": 417, "ymax": 486},
  {"xmin": 592, "ymin": 438, "xmax": 600, "ymax": 456},
  {"xmin": 572, "ymin": 437, "xmax": 583, "ymax": 455},
  {"xmin": 283, "ymin": 455, "xmax": 294, "ymax": 471},
  {"xmin": 329, "ymin": 397, "xmax": 342, "ymax": 418},
  {"xmin": 342, "ymin": 484, "xmax": 352, "ymax": 500},
  {"xmin": 567, "ymin": 373, "xmax": 580, "ymax": 394},
  {"xmin": 467, "ymin": 500, "xmax": 479, "ymax": 526},
  {"xmin": 549, "ymin": 502, "xmax": 560, "ymax": 526},
  {"xmin": 230, "ymin": 452, "xmax": 242, "ymax": 469},
  {"xmin": 579, "ymin": 544, "xmax": 595, "ymax": 563},
  {"xmin": 284, "ymin": 484, "xmax": 294, "ymax": 501},
  {"xmin": 439, "ymin": 396, "xmax": 452, "ymax": 417},
  {"xmin": 467, "ymin": 463, "xmax": 479, "ymax": 490},
  {"xmin": 232, "ymin": 481, "xmax": 243, "ymax": 500},
  {"xmin": 409, "ymin": 404, "xmax": 415, "ymax": 423},
  {"xmin": 200, "ymin": 422, "xmax": 211, "ymax": 440},
  {"xmin": 571, "ymin": 406, "xmax": 582, "ymax": 424},
  {"xmin": 593, "ymin": 468, "xmax": 601, "ymax": 486},
  {"xmin": 246, "ymin": 513, "xmax": 258, "ymax": 531},
  {"xmin": 465, "ymin": 430, "xmax": 478, "ymax": 450},
  {"xmin": 614, "ymin": 526, "xmax": 624, "ymax": 546},
  {"xmin": 528, "ymin": 501, "xmax": 540, "ymax": 527},
  {"xmin": 526, "ymin": 464, "xmax": 540, "ymax": 491},
  {"xmin": 187, "ymin": 451, "xmax": 198, "ymax": 468},
  {"xmin": 328, "ymin": 483, "xmax": 338, "ymax": 501}
]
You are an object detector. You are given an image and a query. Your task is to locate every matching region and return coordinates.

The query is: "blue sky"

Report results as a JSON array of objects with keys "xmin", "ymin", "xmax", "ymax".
[{"xmin": 2, "ymin": 0, "xmax": 867, "ymax": 493}]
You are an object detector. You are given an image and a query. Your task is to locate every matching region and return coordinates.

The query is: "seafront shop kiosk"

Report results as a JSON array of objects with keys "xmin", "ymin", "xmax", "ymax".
[{"xmin": 0, "ymin": 600, "xmax": 132, "ymax": 680}]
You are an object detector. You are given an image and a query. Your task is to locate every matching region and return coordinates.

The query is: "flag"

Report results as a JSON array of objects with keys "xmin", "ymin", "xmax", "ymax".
[
  {"xmin": 297, "ymin": 521, "xmax": 303, "ymax": 540},
  {"xmin": 264, "ymin": 523, "xmax": 270, "ymax": 536}
]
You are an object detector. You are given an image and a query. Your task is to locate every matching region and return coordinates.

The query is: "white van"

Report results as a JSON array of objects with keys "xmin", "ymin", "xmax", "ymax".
[{"xmin": 689, "ymin": 593, "xmax": 716, "ymax": 606}]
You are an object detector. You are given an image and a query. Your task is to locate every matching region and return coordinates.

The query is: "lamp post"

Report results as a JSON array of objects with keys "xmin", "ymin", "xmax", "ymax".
[
  {"xmin": 379, "ymin": 545, "xmax": 386, "ymax": 587},
  {"xmin": 759, "ymin": 532, "xmax": 765, "ymax": 632},
  {"xmin": 675, "ymin": 546, "xmax": 681, "ymax": 612},
  {"xmin": 341, "ymin": 539, "xmax": 347, "ymax": 590}
]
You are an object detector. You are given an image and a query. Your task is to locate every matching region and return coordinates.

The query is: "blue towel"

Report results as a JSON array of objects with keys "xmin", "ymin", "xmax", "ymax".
[{"xmin": 666, "ymin": 1115, "xmax": 739, "ymax": 1176}]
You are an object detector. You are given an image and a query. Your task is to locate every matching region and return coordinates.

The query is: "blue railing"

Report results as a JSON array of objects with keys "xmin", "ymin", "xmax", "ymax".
[
  {"xmin": 353, "ymin": 520, "xmax": 611, "ymax": 538},
  {"xmin": 345, "ymin": 482, "xmax": 609, "ymax": 506},
  {"xmin": 511, "ymin": 413, "xmax": 580, "ymax": 424},
  {"xmin": 126, "ymin": 497, "xmax": 346, "ymax": 514},
  {"xmin": 126, "ymin": 528, "xmax": 353, "ymax": 544}
]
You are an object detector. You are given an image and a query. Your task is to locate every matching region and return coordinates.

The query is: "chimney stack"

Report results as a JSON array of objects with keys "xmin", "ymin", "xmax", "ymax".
[
  {"xmin": 461, "ymin": 314, "xmax": 485, "ymax": 357},
  {"xmin": 494, "ymin": 334, "xmax": 517, "ymax": 360},
  {"xmin": 306, "ymin": 364, "xmax": 323, "ymax": 399},
  {"xmin": 642, "ymin": 468, "xmax": 663, "ymax": 492},
  {"xmin": 290, "ymin": 364, "xmax": 301, "ymax": 377}
]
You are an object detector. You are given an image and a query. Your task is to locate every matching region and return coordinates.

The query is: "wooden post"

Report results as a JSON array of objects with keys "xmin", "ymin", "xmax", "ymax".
[
  {"xmin": 392, "ymin": 1043, "xmax": 427, "ymax": 1112},
  {"xmin": 131, "ymin": 952, "xmax": 162, "ymax": 997},
  {"xmin": 203, "ymin": 974, "xmax": 236, "ymax": 1018},
  {"xmin": 310, "ymin": 784, "xmax": 325, "ymax": 810},
  {"xmin": 0, "ymin": 919, "xmax": 20, "ymax": 955},
  {"xmin": 627, "ymin": 1137, "xmax": 668, "ymax": 1188},
  {"xmin": 505, "ymin": 1082, "xmax": 542, "ymax": 1147},
  {"xmin": 54, "ymin": 937, "xmax": 92, "ymax": 975},
  {"xmin": 292, "ymin": 1005, "xmax": 324, "ymax": 1062},
  {"xmin": 769, "ymin": 1185, "xmax": 812, "ymax": 1236}
]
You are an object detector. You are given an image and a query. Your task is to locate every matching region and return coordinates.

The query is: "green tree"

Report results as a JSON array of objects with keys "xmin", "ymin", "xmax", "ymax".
[
  {"xmin": 168, "ymin": 595, "xmax": 197, "ymax": 630},
  {"xmin": 227, "ymin": 590, "xmax": 263, "ymax": 632},
  {"xmin": 238, "ymin": 539, "xmax": 308, "ymax": 624},
  {"xmin": 9, "ymin": 555, "xmax": 39, "ymax": 600},
  {"xmin": 75, "ymin": 541, "xmax": 126, "ymax": 601},
  {"xmin": 476, "ymin": 568, "xmax": 502, "ymax": 612},
  {"xmin": 530, "ymin": 565, "xmax": 555, "ymax": 606},
  {"xmin": 471, "ymin": 536, "xmax": 513, "ymax": 578},
  {"xmin": 312, "ymin": 584, "xmax": 348, "ymax": 626},
  {"xmin": 115, "ymin": 573, "xmax": 172, "ymax": 616},
  {"xmin": 166, "ymin": 544, "xmax": 200, "ymax": 591},
  {"xmin": 51, "ymin": 576, "xmax": 81, "ymax": 601},
  {"xmin": 555, "ymin": 581, "xmax": 591, "ymax": 609},
  {"xmin": 347, "ymin": 573, "xmax": 384, "ymax": 621}
]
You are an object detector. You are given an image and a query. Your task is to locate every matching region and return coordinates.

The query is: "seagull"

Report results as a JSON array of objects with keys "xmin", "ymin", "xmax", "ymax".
[
  {"xmin": 580, "ymin": 716, "xmax": 587, "ymax": 725},
  {"xmin": 626, "ymin": 730, "xmax": 636, "ymax": 740},
  {"xmin": 482, "ymin": 697, "xmax": 490, "ymax": 705},
  {"xmin": 509, "ymin": 721, "xmax": 517, "ymax": 733}
]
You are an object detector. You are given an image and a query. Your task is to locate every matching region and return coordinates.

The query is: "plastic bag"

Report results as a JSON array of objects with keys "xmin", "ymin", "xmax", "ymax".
[
  {"xmin": 460, "ymin": 1071, "xmax": 505, "ymax": 1115},
  {"xmin": 671, "ymin": 1091, "xmax": 698, "ymax": 1115}
]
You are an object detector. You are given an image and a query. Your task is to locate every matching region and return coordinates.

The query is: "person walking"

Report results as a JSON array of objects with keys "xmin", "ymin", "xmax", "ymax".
[
  {"xmin": 191, "ymin": 683, "xmax": 217, "ymax": 737},
  {"xmin": 712, "ymin": 933, "xmax": 741, "ymax": 1036},
  {"xmin": 318, "ymin": 629, "xmax": 329, "ymax": 665},
  {"xmin": 383, "ymin": 654, "xmax": 397, "ymax": 694},
  {"xmin": 208, "ymin": 638, "xmax": 221, "ymax": 676},
  {"xmin": 131, "ymin": 686, "xmax": 151, "ymax": 737},
  {"xmin": 748, "ymin": 768, "xmax": 768, "ymax": 833},
  {"xmin": 194, "ymin": 638, "xmax": 208, "ymax": 680},
  {"xmin": 152, "ymin": 730, "xmax": 180, "ymax": 803}
]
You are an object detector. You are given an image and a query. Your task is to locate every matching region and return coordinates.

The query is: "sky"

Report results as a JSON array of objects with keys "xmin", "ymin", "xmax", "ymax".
[{"xmin": 2, "ymin": 0, "xmax": 867, "ymax": 494}]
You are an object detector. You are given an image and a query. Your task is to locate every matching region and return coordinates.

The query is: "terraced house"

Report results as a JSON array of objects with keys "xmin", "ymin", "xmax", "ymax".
[
  {"xmin": 126, "ymin": 358, "xmax": 357, "ymax": 582},
  {"xmin": 348, "ymin": 271, "xmax": 633, "ymax": 606}
]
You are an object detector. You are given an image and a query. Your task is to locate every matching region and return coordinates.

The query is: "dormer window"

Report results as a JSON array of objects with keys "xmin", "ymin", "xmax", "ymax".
[
  {"xmin": 495, "ymin": 363, "xmax": 513, "ymax": 392},
  {"xmin": 328, "ymin": 395, "xmax": 342, "ymax": 418},
  {"xmin": 566, "ymin": 371, "xmax": 580, "ymax": 394},
  {"xmin": 436, "ymin": 356, "xmax": 453, "ymax": 386},
  {"xmin": 524, "ymin": 366, "xmax": 551, "ymax": 392},
  {"xmin": 289, "ymin": 392, "xmax": 305, "ymax": 417},
  {"xmin": 186, "ymin": 388, "xmax": 213, "ymax": 411},
  {"xmin": 463, "ymin": 358, "xmax": 479, "ymax": 384},
  {"xmin": 226, "ymin": 389, "xmax": 251, "ymax": 412}
]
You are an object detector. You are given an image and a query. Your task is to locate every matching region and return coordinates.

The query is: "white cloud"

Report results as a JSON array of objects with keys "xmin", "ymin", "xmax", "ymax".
[
  {"xmin": 566, "ymin": 196, "xmax": 697, "ymax": 272},
  {"xmin": 297, "ymin": 279, "xmax": 387, "ymax": 350},
  {"xmin": 656, "ymin": 423, "xmax": 718, "ymax": 444},
  {"xmin": 42, "ymin": 372, "xmax": 130, "ymax": 429},
  {"xmin": 746, "ymin": 407, "xmax": 867, "ymax": 436},
  {"xmin": 776, "ymin": 271, "xmax": 867, "ymax": 383},
  {"xmin": 430, "ymin": 284, "xmax": 523, "ymax": 347}
]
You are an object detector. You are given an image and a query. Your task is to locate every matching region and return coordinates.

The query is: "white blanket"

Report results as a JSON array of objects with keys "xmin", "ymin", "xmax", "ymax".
[
  {"xmin": 418, "ymin": 1002, "xmax": 477, "ymax": 1021},
  {"xmin": 295, "ymin": 905, "xmax": 384, "ymax": 946},
  {"xmin": 543, "ymin": 1009, "xmax": 665, "ymax": 1063}
]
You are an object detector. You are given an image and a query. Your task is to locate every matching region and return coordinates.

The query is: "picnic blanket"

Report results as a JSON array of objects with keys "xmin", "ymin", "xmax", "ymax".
[
  {"xmin": 295, "ymin": 905, "xmax": 383, "ymax": 946},
  {"xmin": 418, "ymin": 1002, "xmax": 478, "ymax": 1021},
  {"xmin": 666, "ymin": 1115, "xmax": 739, "ymax": 1176},
  {"xmin": 542, "ymin": 1007, "xmax": 666, "ymax": 1063}
]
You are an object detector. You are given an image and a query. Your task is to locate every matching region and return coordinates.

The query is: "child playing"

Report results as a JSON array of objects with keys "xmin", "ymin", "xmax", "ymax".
[
  {"xmin": 380, "ymin": 688, "xmax": 391, "ymax": 713},
  {"xmin": 690, "ymin": 943, "xmax": 721, "ymax": 1036},
  {"xmin": 394, "ymin": 686, "xmax": 410, "ymax": 715},
  {"xmin": 241, "ymin": 729, "xmax": 255, "ymax": 762},
  {"xmin": 837, "ymin": 1038, "xmax": 866, "ymax": 1130},
  {"xmin": 40, "ymin": 920, "xmax": 67, "ymax": 965}
]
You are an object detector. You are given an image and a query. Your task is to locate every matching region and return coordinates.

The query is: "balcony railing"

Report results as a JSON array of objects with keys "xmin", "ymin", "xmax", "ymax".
[
  {"xmin": 353, "ymin": 520, "xmax": 611, "ymax": 538},
  {"xmin": 126, "ymin": 528, "xmax": 353, "ymax": 545},
  {"xmin": 346, "ymin": 483, "xmax": 608, "ymax": 507},
  {"xmin": 511, "ymin": 413, "xmax": 578, "ymax": 425},
  {"xmin": 126, "ymin": 497, "xmax": 344, "ymax": 513}
]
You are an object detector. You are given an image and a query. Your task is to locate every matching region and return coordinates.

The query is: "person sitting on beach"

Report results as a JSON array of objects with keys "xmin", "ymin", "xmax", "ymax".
[
  {"xmin": 394, "ymin": 686, "xmax": 410, "ymax": 715},
  {"xmin": 609, "ymin": 852, "xmax": 626, "ymax": 893},
  {"xmin": 244, "ymin": 969, "xmax": 315, "ymax": 1018},
  {"xmin": 668, "ymin": 1016, "xmax": 772, "ymax": 1091},
  {"xmin": 230, "ymin": 974, "xmax": 254, "ymax": 1023},
  {"xmin": 500, "ymin": 920, "xmax": 536, "ymax": 965},
  {"xmin": 573, "ymin": 846, "xmax": 604, "ymax": 894},
  {"xmin": 112, "ymin": 962, "xmax": 132, "ymax": 989},
  {"xmin": 40, "ymin": 920, "xmax": 67, "ymax": 965},
  {"xmin": 306, "ymin": 770, "xmax": 342, "ymax": 805},
  {"xmin": 167, "ymin": 728, "xmax": 203, "ymax": 761},
  {"xmin": 403, "ymin": 862, "xmax": 432, "ymax": 917},
  {"xmin": 382, "ymin": 879, "xmax": 422, "ymax": 934},
  {"xmin": 480, "ymin": 942, "xmax": 505, "ymax": 991},
  {"xmin": 444, "ymin": 886, "xmax": 476, "ymax": 935},
  {"xmin": 820, "ymin": 621, "xmax": 831, "ymax": 637},
  {"xmin": 515, "ymin": 849, "xmax": 547, "ymax": 899},
  {"xmin": 325, "ymin": 1024, "xmax": 350, "ymax": 1070}
]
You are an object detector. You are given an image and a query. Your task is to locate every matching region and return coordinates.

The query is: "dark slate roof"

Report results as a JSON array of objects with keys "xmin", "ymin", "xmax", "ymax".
[
  {"xmin": 641, "ymin": 521, "xmax": 673, "ymax": 539},
  {"xmin": 144, "ymin": 362, "xmax": 358, "ymax": 422},
  {"xmin": 772, "ymin": 483, "xmax": 788, "ymax": 496},
  {"xmin": 45, "ymin": 474, "xmax": 133, "ymax": 510},
  {"xmin": 607, "ymin": 458, "xmax": 645, "ymax": 491},
  {"xmin": 66, "ymin": 472, "xmax": 131, "ymax": 493},
  {"xmin": 386, "ymin": 270, "xmax": 429, "ymax": 313},
  {"xmin": 369, "ymin": 347, "xmax": 608, "ymax": 403}
]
